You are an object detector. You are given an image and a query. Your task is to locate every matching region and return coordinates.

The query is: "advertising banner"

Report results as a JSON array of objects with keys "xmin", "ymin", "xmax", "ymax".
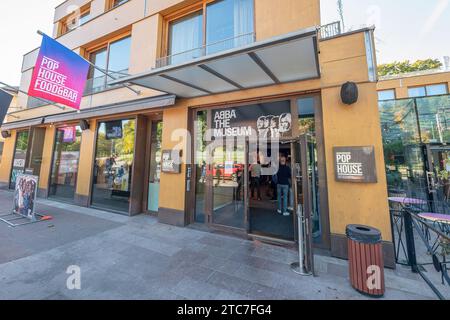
[
  {"xmin": 28, "ymin": 34, "xmax": 90, "ymax": 110},
  {"xmin": 211, "ymin": 101, "xmax": 292, "ymax": 139},
  {"xmin": 13, "ymin": 174, "xmax": 38, "ymax": 220}
]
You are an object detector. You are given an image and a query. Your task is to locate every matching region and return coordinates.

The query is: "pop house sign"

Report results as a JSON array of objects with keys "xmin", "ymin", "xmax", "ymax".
[{"xmin": 334, "ymin": 146, "xmax": 377, "ymax": 183}]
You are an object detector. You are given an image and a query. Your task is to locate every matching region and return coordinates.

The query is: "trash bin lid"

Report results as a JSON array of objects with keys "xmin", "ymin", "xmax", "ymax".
[{"xmin": 346, "ymin": 224, "xmax": 382, "ymax": 244}]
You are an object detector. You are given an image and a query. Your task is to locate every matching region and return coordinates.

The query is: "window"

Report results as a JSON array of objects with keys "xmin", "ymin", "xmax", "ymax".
[
  {"xmin": 206, "ymin": 0, "xmax": 254, "ymax": 54},
  {"xmin": 298, "ymin": 96, "xmax": 318, "ymax": 135},
  {"xmin": 165, "ymin": 0, "xmax": 254, "ymax": 66},
  {"xmin": 92, "ymin": 119, "xmax": 135, "ymax": 213},
  {"xmin": 87, "ymin": 35, "xmax": 131, "ymax": 93},
  {"xmin": 168, "ymin": 11, "xmax": 204, "ymax": 65},
  {"xmin": 408, "ymin": 83, "xmax": 448, "ymax": 98},
  {"xmin": 10, "ymin": 131, "xmax": 29, "ymax": 190},
  {"xmin": 107, "ymin": 0, "xmax": 129, "ymax": 10},
  {"xmin": 58, "ymin": 5, "xmax": 91, "ymax": 36},
  {"xmin": 378, "ymin": 89, "xmax": 396, "ymax": 101},
  {"xmin": 49, "ymin": 126, "xmax": 82, "ymax": 202}
]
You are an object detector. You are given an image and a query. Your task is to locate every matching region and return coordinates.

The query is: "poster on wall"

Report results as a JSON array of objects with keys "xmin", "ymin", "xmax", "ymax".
[
  {"xmin": 161, "ymin": 150, "xmax": 182, "ymax": 174},
  {"xmin": 13, "ymin": 174, "xmax": 39, "ymax": 220},
  {"xmin": 334, "ymin": 146, "xmax": 377, "ymax": 183},
  {"xmin": 211, "ymin": 101, "xmax": 292, "ymax": 139},
  {"xmin": 62, "ymin": 126, "xmax": 76, "ymax": 143},
  {"xmin": 105, "ymin": 121, "xmax": 123, "ymax": 140}
]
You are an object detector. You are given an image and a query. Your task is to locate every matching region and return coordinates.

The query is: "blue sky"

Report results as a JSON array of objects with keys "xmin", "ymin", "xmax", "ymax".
[{"xmin": 0, "ymin": 0, "xmax": 449, "ymax": 86}]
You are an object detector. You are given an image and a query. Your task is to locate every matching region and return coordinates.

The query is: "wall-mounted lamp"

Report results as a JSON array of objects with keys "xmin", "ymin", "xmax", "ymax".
[
  {"xmin": 79, "ymin": 119, "xmax": 90, "ymax": 131},
  {"xmin": 1, "ymin": 131, "xmax": 11, "ymax": 138},
  {"xmin": 340, "ymin": 82, "xmax": 359, "ymax": 105}
]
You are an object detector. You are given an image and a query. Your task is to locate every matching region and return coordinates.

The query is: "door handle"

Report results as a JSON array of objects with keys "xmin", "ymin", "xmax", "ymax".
[{"xmin": 426, "ymin": 171, "xmax": 436, "ymax": 193}]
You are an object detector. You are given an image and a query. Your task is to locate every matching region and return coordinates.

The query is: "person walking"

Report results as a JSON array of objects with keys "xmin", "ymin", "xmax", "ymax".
[{"xmin": 277, "ymin": 154, "xmax": 291, "ymax": 216}]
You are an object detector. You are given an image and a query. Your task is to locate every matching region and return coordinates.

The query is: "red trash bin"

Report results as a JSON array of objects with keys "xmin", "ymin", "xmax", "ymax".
[{"xmin": 346, "ymin": 224, "xmax": 385, "ymax": 297}]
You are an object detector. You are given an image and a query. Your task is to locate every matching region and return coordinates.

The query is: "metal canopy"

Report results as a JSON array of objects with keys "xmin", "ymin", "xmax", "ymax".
[
  {"xmin": 44, "ymin": 94, "xmax": 175, "ymax": 124},
  {"xmin": 111, "ymin": 28, "xmax": 320, "ymax": 98},
  {"xmin": 1, "ymin": 117, "xmax": 43, "ymax": 131}
]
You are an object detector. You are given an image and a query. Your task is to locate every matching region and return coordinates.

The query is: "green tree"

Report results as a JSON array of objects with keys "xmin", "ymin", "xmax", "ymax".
[{"xmin": 378, "ymin": 59, "xmax": 442, "ymax": 77}]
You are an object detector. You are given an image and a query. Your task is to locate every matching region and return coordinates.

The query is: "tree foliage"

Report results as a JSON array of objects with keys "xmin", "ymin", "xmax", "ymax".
[{"xmin": 378, "ymin": 59, "xmax": 443, "ymax": 77}]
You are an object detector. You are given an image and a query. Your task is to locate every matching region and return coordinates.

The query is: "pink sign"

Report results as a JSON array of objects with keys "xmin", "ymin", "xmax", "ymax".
[{"xmin": 28, "ymin": 35, "xmax": 90, "ymax": 110}]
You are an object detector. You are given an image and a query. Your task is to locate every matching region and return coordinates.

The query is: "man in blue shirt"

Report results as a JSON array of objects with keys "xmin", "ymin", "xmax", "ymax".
[{"xmin": 276, "ymin": 154, "xmax": 292, "ymax": 216}]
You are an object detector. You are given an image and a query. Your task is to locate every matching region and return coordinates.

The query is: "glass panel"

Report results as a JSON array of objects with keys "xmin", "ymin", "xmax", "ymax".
[
  {"xmin": 416, "ymin": 95, "xmax": 450, "ymax": 144},
  {"xmin": 206, "ymin": 0, "xmax": 254, "ymax": 54},
  {"xmin": 107, "ymin": 36, "xmax": 131, "ymax": 80},
  {"xmin": 430, "ymin": 147, "xmax": 450, "ymax": 203},
  {"xmin": 112, "ymin": 0, "xmax": 128, "ymax": 8},
  {"xmin": 379, "ymin": 99, "xmax": 428, "ymax": 199},
  {"xmin": 88, "ymin": 48, "xmax": 107, "ymax": 92},
  {"xmin": 10, "ymin": 131, "xmax": 29, "ymax": 190},
  {"xmin": 426, "ymin": 84, "xmax": 448, "ymax": 96},
  {"xmin": 148, "ymin": 121, "xmax": 163, "ymax": 212},
  {"xmin": 297, "ymin": 96, "xmax": 317, "ymax": 135},
  {"xmin": 408, "ymin": 86, "xmax": 426, "ymax": 98},
  {"xmin": 194, "ymin": 111, "xmax": 208, "ymax": 223},
  {"xmin": 378, "ymin": 89, "xmax": 395, "ymax": 101},
  {"xmin": 79, "ymin": 11, "xmax": 91, "ymax": 25},
  {"xmin": 306, "ymin": 137, "xmax": 321, "ymax": 242},
  {"xmin": 92, "ymin": 119, "xmax": 135, "ymax": 213},
  {"xmin": 249, "ymin": 143, "xmax": 295, "ymax": 241},
  {"xmin": 168, "ymin": 11, "xmax": 203, "ymax": 65},
  {"xmin": 212, "ymin": 143, "xmax": 246, "ymax": 229},
  {"xmin": 49, "ymin": 126, "xmax": 82, "ymax": 201}
]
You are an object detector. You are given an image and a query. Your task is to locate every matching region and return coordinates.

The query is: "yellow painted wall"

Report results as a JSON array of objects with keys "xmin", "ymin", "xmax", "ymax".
[
  {"xmin": 0, "ymin": 130, "xmax": 17, "ymax": 184},
  {"xmin": 255, "ymin": 0, "xmax": 320, "ymax": 40},
  {"xmin": 159, "ymin": 105, "xmax": 189, "ymax": 211},
  {"xmin": 76, "ymin": 120, "xmax": 97, "ymax": 196},
  {"xmin": 39, "ymin": 126, "xmax": 56, "ymax": 190},
  {"xmin": 319, "ymin": 32, "xmax": 391, "ymax": 241},
  {"xmin": 377, "ymin": 70, "xmax": 450, "ymax": 99},
  {"xmin": 321, "ymin": 83, "xmax": 391, "ymax": 241}
]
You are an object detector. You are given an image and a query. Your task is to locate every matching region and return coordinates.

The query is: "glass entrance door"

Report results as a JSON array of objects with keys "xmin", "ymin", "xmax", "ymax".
[
  {"xmin": 248, "ymin": 141, "xmax": 296, "ymax": 241},
  {"xmin": 210, "ymin": 143, "xmax": 247, "ymax": 230},
  {"xmin": 147, "ymin": 120, "xmax": 163, "ymax": 212},
  {"xmin": 425, "ymin": 145, "xmax": 450, "ymax": 206}
]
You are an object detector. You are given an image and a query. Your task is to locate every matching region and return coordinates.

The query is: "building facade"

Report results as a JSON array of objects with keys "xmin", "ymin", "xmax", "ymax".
[{"xmin": 0, "ymin": 0, "xmax": 393, "ymax": 265}]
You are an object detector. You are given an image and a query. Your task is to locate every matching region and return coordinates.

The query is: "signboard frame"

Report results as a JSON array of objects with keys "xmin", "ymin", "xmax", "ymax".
[
  {"xmin": 333, "ymin": 146, "xmax": 377, "ymax": 183},
  {"xmin": 161, "ymin": 150, "xmax": 182, "ymax": 174}
]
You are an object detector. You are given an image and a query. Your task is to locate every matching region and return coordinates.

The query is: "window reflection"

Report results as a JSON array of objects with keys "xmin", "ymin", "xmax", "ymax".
[
  {"xmin": 10, "ymin": 131, "xmax": 29, "ymax": 190},
  {"xmin": 92, "ymin": 119, "xmax": 135, "ymax": 213}
]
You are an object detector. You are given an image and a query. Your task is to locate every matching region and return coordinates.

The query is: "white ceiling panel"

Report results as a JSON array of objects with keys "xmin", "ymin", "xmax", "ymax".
[
  {"xmin": 132, "ymin": 76, "xmax": 206, "ymax": 98},
  {"xmin": 256, "ymin": 38, "xmax": 319, "ymax": 82},
  {"xmin": 165, "ymin": 66, "xmax": 237, "ymax": 93},
  {"xmin": 203, "ymin": 54, "xmax": 275, "ymax": 88}
]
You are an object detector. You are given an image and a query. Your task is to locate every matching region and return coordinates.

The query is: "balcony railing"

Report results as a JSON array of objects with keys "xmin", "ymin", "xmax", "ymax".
[
  {"xmin": 156, "ymin": 32, "xmax": 256, "ymax": 69},
  {"xmin": 84, "ymin": 69, "xmax": 130, "ymax": 96},
  {"xmin": 319, "ymin": 21, "xmax": 342, "ymax": 40}
]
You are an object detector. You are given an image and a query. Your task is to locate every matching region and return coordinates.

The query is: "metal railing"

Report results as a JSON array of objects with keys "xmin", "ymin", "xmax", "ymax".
[
  {"xmin": 84, "ymin": 69, "xmax": 130, "ymax": 95},
  {"xmin": 156, "ymin": 32, "xmax": 256, "ymax": 68},
  {"xmin": 391, "ymin": 200, "xmax": 450, "ymax": 299},
  {"xmin": 319, "ymin": 21, "xmax": 342, "ymax": 39}
]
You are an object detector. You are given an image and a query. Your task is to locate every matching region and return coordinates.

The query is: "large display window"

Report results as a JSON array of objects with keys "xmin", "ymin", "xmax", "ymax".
[
  {"xmin": 49, "ymin": 126, "xmax": 82, "ymax": 201},
  {"xmin": 92, "ymin": 119, "xmax": 135, "ymax": 213}
]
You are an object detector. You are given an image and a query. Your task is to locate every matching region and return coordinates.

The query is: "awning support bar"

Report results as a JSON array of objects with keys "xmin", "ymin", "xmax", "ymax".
[
  {"xmin": 37, "ymin": 31, "xmax": 142, "ymax": 96},
  {"xmin": 0, "ymin": 81, "xmax": 65, "ymax": 111}
]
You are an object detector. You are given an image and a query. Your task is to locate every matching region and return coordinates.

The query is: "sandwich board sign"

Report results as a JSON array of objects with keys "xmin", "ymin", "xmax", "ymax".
[{"xmin": 0, "ymin": 174, "xmax": 53, "ymax": 227}]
